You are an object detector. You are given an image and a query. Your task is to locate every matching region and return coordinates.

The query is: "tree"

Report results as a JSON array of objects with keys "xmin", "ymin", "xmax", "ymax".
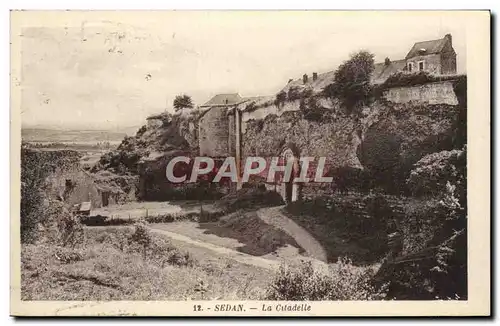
[
  {"xmin": 287, "ymin": 86, "xmax": 301, "ymax": 101},
  {"xmin": 173, "ymin": 94, "xmax": 194, "ymax": 111},
  {"xmin": 329, "ymin": 50, "xmax": 375, "ymax": 115}
]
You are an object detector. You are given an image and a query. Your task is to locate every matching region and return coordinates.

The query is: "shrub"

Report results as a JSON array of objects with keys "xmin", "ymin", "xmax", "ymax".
[
  {"xmin": 130, "ymin": 221, "xmax": 152, "ymax": 248},
  {"xmin": 21, "ymin": 148, "xmax": 86, "ymax": 244},
  {"xmin": 301, "ymin": 88, "xmax": 313, "ymax": 98},
  {"xmin": 266, "ymin": 259, "xmax": 386, "ymax": 300},
  {"xmin": 57, "ymin": 213, "xmax": 85, "ymax": 247},
  {"xmin": 80, "ymin": 214, "xmax": 131, "ymax": 226},
  {"xmin": 217, "ymin": 187, "xmax": 284, "ymax": 212},
  {"xmin": 53, "ymin": 246, "xmax": 85, "ymax": 264},
  {"xmin": 245, "ymin": 102, "xmax": 257, "ymax": 112},
  {"xmin": 287, "ymin": 86, "xmax": 302, "ymax": 101},
  {"xmin": 136, "ymin": 125, "xmax": 147, "ymax": 136},
  {"xmin": 379, "ymin": 71, "xmax": 466, "ymax": 90},
  {"xmin": 329, "ymin": 166, "xmax": 369, "ymax": 194},
  {"xmin": 300, "ymin": 97, "xmax": 329, "ymax": 123},
  {"xmin": 375, "ymin": 148, "xmax": 467, "ymax": 300},
  {"xmin": 21, "ymin": 150, "xmax": 57, "ymax": 243},
  {"xmin": 406, "ymin": 148, "xmax": 466, "ymax": 198},
  {"xmin": 91, "ymin": 222, "xmax": 195, "ymax": 268},
  {"xmin": 275, "ymin": 91, "xmax": 287, "ymax": 107},
  {"xmin": 173, "ymin": 94, "xmax": 194, "ymax": 111},
  {"xmin": 128, "ymin": 223, "xmax": 194, "ymax": 267}
]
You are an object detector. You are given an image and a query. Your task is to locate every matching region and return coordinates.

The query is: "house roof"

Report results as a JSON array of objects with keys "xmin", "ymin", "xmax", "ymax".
[
  {"xmin": 405, "ymin": 37, "xmax": 448, "ymax": 59},
  {"xmin": 371, "ymin": 59, "xmax": 407, "ymax": 84},
  {"xmin": 200, "ymin": 93, "xmax": 245, "ymax": 107}
]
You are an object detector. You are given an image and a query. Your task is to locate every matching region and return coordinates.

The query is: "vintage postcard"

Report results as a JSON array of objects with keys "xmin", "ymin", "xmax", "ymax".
[{"xmin": 10, "ymin": 10, "xmax": 490, "ymax": 316}]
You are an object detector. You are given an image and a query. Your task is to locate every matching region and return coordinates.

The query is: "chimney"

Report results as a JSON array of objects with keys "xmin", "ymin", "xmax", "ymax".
[
  {"xmin": 312, "ymin": 72, "xmax": 318, "ymax": 81},
  {"xmin": 303, "ymin": 74, "xmax": 308, "ymax": 84},
  {"xmin": 445, "ymin": 33, "xmax": 452, "ymax": 45}
]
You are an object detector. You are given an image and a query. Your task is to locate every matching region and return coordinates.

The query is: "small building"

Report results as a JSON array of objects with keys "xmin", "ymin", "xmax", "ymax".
[
  {"xmin": 372, "ymin": 34, "xmax": 457, "ymax": 84},
  {"xmin": 79, "ymin": 201, "xmax": 91, "ymax": 216}
]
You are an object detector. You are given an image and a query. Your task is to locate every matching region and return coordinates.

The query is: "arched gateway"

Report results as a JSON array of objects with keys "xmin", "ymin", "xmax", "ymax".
[{"xmin": 276, "ymin": 145, "xmax": 301, "ymax": 203}]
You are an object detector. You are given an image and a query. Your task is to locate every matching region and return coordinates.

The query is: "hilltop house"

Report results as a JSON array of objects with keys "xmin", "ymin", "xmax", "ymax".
[{"xmin": 372, "ymin": 34, "xmax": 457, "ymax": 84}]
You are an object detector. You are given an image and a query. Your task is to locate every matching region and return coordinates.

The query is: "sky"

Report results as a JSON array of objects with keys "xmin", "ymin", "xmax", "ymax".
[{"xmin": 16, "ymin": 11, "xmax": 468, "ymax": 130}]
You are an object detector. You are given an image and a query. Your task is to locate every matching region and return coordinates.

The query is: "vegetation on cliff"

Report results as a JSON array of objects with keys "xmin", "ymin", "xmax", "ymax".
[{"xmin": 90, "ymin": 109, "xmax": 202, "ymax": 201}]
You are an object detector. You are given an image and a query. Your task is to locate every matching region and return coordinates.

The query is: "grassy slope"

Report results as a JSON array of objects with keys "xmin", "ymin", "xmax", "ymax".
[{"xmin": 21, "ymin": 226, "xmax": 269, "ymax": 301}]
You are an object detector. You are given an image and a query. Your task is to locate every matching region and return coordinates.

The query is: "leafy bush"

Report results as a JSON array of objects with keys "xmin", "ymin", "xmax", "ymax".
[
  {"xmin": 136, "ymin": 125, "xmax": 147, "ymax": 136},
  {"xmin": 375, "ymin": 147, "xmax": 467, "ymax": 300},
  {"xmin": 452, "ymin": 75, "xmax": 467, "ymax": 108},
  {"xmin": 357, "ymin": 127, "xmax": 405, "ymax": 194},
  {"xmin": 301, "ymin": 88, "xmax": 313, "ymax": 98},
  {"xmin": 129, "ymin": 222, "xmax": 194, "ymax": 267},
  {"xmin": 21, "ymin": 149, "xmax": 82, "ymax": 243},
  {"xmin": 266, "ymin": 259, "xmax": 386, "ymax": 300},
  {"xmin": 300, "ymin": 97, "xmax": 330, "ymax": 122},
  {"xmin": 406, "ymin": 148, "xmax": 466, "ymax": 198},
  {"xmin": 375, "ymin": 191, "xmax": 467, "ymax": 299},
  {"xmin": 57, "ymin": 213, "xmax": 85, "ymax": 247},
  {"xmin": 53, "ymin": 246, "xmax": 85, "ymax": 264},
  {"xmin": 21, "ymin": 151, "xmax": 54, "ymax": 243},
  {"xmin": 89, "ymin": 223, "xmax": 195, "ymax": 268},
  {"xmin": 130, "ymin": 221, "xmax": 152, "ymax": 247},
  {"xmin": 94, "ymin": 149, "xmax": 141, "ymax": 175},
  {"xmin": 322, "ymin": 83, "xmax": 337, "ymax": 99}
]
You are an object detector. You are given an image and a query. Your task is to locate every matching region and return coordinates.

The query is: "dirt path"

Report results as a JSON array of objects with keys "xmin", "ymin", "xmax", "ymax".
[
  {"xmin": 256, "ymin": 206, "xmax": 328, "ymax": 262},
  {"xmin": 149, "ymin": 228, "xmax": 281, "ymax": 271}
]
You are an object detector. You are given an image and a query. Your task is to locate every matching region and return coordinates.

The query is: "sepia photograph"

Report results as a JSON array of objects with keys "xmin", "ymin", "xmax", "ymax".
[{"xmin": 9, "ymin": 10, "xmax": 490, "ymax": 316}]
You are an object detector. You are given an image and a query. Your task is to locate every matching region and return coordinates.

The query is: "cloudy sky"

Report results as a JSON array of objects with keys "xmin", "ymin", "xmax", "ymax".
[{"xmin": 17, "ymin": 11, "xmax": 467, "ymax": 129}]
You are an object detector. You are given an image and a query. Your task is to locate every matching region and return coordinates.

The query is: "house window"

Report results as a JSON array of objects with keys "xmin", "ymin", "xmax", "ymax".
[
  {"xmin": 418, "ymin": 61, "xmax": 425, "ymax": 71},
  {"xmin": 407, "ymin": 62, "xmax": 414, "ymax": 72}
]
